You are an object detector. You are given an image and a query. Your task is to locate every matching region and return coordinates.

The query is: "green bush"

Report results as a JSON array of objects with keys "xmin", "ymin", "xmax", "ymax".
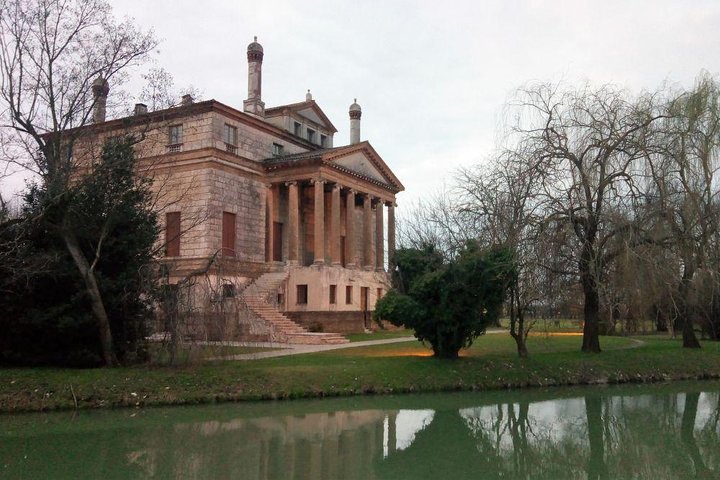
[{"xmin": 375, "ymin": 243, "xmax": 512, "ymax": 358}]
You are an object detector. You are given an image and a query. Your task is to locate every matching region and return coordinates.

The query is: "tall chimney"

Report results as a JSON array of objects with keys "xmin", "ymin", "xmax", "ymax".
[
  {"xmin": 181, "ymin": 94, "xmax": 194, "ymax": 106},
  {"xmin": 349, "ymin": 99, "xmax": 361, "ymax": 145},
  {"xmin": 91, "ymin": 77, "xmax": 109, "ymax": 123},
  {"xmin": 243, "ymin": 36, "xmax": 265, "ymax": 116}
]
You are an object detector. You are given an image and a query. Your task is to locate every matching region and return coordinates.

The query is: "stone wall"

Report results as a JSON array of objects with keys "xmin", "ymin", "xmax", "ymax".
[{"xmin": 286, "ymin": 311, "xmax": 368, "ymax": 333}]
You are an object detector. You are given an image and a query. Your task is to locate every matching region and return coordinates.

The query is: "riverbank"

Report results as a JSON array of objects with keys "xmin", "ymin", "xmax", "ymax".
[{"xmin": 2, "ymin": 334, "xmax": 719, "ymax": 413}]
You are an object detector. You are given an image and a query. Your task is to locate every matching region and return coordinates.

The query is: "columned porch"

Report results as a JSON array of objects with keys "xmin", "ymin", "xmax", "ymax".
[{"xmin": 265, "ymin": 178, "xmax": 396, "ymax": 271}]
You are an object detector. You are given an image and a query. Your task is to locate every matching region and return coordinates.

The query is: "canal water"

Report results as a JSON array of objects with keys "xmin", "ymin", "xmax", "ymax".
[{"xmin": 1, "ymin": 381, "xmax": 719, "ymax": 479}]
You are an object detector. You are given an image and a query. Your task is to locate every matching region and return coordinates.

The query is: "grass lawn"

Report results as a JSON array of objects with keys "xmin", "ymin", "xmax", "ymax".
[{"xmin": 1, "ymin": 333, "xmax": 719, "ymax": 413}]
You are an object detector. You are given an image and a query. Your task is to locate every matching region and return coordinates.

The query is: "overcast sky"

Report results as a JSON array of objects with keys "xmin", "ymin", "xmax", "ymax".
[{"xmin": 6, "ymin": 0, "xmax": 720, "ymax": 209}]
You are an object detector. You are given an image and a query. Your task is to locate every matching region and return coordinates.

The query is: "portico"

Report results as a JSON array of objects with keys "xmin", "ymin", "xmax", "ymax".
[{"xmin": 262, "ymin": 140, "xmax": 403, "ymax": 329}]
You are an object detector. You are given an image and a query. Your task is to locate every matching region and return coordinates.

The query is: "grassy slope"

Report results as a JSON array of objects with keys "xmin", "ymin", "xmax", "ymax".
[{"xmin": 1, "ymin": 334, "xmax": 719, "ymax": 413}]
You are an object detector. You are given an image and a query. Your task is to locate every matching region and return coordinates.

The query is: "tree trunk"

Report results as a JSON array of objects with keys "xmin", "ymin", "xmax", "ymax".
[
  {"xmin": 681, "ymin": 392, "xmax": 708, "ymax": 476},
  {"xmin": 63, "ymin": 230, "xmax": 118, "ymax": 366},
  {"xmin": 580, "ymin": 248, "xmax": 602, "ymax": 353},
  {"xmin": 585, "ymin": 395, "xmax": 608, "ymax": 480},
  {"xmin": 679, "ymin": 270, "xmax": 701, "ymax": 349}
]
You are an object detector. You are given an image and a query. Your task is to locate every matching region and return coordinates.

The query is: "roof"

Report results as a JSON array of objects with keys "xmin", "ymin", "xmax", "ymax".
[
  {"xmin": 264, "ymin": 141, "xmax": 405, "ymax": 193},
  {"xmin": 265, "ymin": 100, "xmax": 338, "ymax": 133}
]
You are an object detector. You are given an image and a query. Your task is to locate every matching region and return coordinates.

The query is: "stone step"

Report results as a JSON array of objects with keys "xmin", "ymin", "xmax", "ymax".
[{"xmin": 240, "ymin": 271, "xmax": 349, "ymax": 345}]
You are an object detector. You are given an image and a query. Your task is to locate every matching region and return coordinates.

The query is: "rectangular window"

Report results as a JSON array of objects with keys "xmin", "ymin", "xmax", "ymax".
[
  {"xmin": 224, "ymin": 124, "xmax": 237, "ymax": 145},
  {"xmin": 345, "ymin": 285, "xmax": 353, "ymax": 304},
  {"xmin": 224, "ymin": 124, "xmax": 238, "ymax": 154},
  {"xmin": 297, "ymin": 284, "xmax": 308, "ymax": 305},
  {"xmin": 293, "ymin": 122, "xmax": 301, "ymax": 136},
  {"xmin": 222, "ymin": 283, "xmax": 236, "ymax": 298},
  {"xmin": 320, "ymin": 134, "xmax": 327, "ymax": 147},
  {"xmin": 329, "ymin": 285, "xmax": 337, "ymax": 304},
  {"xmin": 165, "ymin": 212, "xmax": 181, "ymax": 257},
  {"xmin": 307, "ymin": 128, "xmax": 316, "ymax": 143},
  {"xmin": 272, "ymin": 143, "xmax": 284, "ymax": 156},
  {"xmin": 169, "ymin": 124, "xmax": 183, "ymax": 145},
  {"xmin": 222, "ymin": 211, "xmax": 236, "ymax": 257}
]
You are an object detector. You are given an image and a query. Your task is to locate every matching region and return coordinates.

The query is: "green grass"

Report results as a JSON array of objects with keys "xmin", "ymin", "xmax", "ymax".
[
  {"xmin": 1, "ymin": 334, "xmax": 719, "ymax": 413},
  {"xmin": 345, "ymin": 329, "xmax": 414, "ymax": 342},
  {"xmin": 499, "ymin": 317, "xmax": 665, "ymax": 334}
]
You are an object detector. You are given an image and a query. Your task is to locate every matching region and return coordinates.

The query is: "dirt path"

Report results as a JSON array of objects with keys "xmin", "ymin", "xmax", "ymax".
[{"xmin": 206, "ymin": 328, "xmax": 510, "ymax": 361}]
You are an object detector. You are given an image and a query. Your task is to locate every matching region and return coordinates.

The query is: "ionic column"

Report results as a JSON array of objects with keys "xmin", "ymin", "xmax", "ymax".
[
  {"xmin": 287, "ymin": 181, "xmax": 299, "ymax": 264},
  {"xmin": 363, "ymin": 194, "xmax": 373, "ymax": 269},
  {"xmin": 266, "ymin": 183, "xmax": 275, "ymax": 262},
  {"xmin": 331, "ymin": 183, "xmax": 342, "ymax": 266},
  {"xmin": 375, "ymin": 199, "xmax": 384, "ymax": 271},
  {"xmin": 345, "ymin": 189, "xmax": 356, "ymax": 268},
  {"xmin": 387, "ymin": 201, "xmax": 396, "ymax": 270},
  {"xmin": 313, "ymin": 179, "xmax": 326, "ymax": 265}
]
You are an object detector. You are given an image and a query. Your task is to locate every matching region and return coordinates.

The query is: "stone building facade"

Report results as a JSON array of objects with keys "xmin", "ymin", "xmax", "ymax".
[{"xmin": 83, "ymin": 38, "xmax": 404, "ymax": 344}]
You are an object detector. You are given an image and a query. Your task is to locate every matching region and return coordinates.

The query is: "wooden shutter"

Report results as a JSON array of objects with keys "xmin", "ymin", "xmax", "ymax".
[
  {"xmin": 165, "ymin": 212, "xmax": 181, "ymax": 257},
  {"xmin": 222, "ymin": 212, "xmax": 236, "ymax": 257}
]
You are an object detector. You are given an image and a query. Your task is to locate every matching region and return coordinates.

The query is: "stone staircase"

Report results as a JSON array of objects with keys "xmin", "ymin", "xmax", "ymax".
[{"xmin": 241, "ymin": 272, "xmax": 349, "ymax": 345}]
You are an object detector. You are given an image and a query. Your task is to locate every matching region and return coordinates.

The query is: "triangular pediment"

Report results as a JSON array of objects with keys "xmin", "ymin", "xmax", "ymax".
[
  {"xmin": 323, "ymin": 142, "xmax": 405, "ymax": 192},
  {"xmin": 333, "ymin": 151, "xmax": 386, "ymax": 182},
  {"xmin": 265, "ymin": 100, "xmax": 338, "ymax": 133}
]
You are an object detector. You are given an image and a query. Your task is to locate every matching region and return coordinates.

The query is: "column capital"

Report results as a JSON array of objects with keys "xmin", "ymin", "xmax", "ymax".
[
  {"xmin": 331, "ymin": 183, "xmax": 341, "ymax": 191},
  {"xmin": 311, "ymin": 177, "xmax": 325, "ymax": 185},
  {"xmin": 385, "ymin": 200, "xmax": 396, "ymax": 207},
  {"xmin": 284, "ymin": 180, "xmax": 298, "ymax": 187}
]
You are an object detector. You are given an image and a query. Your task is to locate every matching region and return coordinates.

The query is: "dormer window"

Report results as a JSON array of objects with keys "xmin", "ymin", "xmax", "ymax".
[
  {"xmin": 168, "ymin": 124, "xmax": 183, "ymax": 152},
  {"xmin": 224, "ymin": 124, "xmax": 238, "ymax": 154},
  {"xmin": 307, "ymin": 128, "xmax": 315, "ymax": 144},
  {"xmin": 272, "ymin": 143, "xmax": 284, "ymax": 156},
  {"xmin": 320, "ymin": 134, "xmax": 327, "ymax": 147},
  {"xmin": 293, "ymin": 122, "xmax": 301, "ymax": 136}
]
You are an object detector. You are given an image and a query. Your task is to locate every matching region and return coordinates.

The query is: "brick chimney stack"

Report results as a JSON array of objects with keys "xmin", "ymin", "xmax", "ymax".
[
  {"xmin": 91, "ymin": 77, "xmax": 109, "ymax": 123},
  {"xmin": 349, "ymin": 99, "xmax": 361, "ymax": 145},
  {"xmin": 243, "ymin": 36, "xmax": 265, "ymax": 116}
]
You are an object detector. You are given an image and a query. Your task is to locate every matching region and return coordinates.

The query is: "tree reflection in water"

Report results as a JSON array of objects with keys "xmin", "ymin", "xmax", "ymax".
[{"xmin": 1, "ymin": 384, "xmax": 719, "ymax": 479}]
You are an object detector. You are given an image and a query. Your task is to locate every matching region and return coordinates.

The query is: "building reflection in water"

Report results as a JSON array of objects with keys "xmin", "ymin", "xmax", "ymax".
[{"xmin": 1, "ymin": 387, "xmax": 719, "ymax": 479}]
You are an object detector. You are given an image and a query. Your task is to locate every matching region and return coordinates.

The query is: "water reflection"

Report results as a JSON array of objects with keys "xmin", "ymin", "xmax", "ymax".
[{"xmin": 1, "ymin": 383, "xmax": 719, "ymax": 479}]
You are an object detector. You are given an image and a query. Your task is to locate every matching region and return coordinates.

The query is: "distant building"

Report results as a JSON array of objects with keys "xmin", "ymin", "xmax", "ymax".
[{"xmin": 84, "ymin": 38, "xmax": 404, "ymax": 344}]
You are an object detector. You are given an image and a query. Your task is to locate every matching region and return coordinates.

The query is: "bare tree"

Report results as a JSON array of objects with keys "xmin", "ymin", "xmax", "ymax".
[
  {"xmin": 0, "ymin": 0, "xmax": 157, "ymax": 365},
  {"xmin": 506, "ymin": 83, "xmax": 662, "ymax": 353},
  {"xmin": 455, "ymin": 150, "xmax": 547, "ymax": 357},
  {"xmin": 646, "ymin": 74, "xmax": 720, "ymax": 348}
]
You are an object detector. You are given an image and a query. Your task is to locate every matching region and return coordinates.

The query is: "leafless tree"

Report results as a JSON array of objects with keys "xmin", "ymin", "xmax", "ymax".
[
  {"xmin": 455, "ymin": 150, "xmax": 548, "ymax": 357},
  {"xmin": 645, "ymin": 74, "xmax": 720, "ymax": 348},
  {"xmin": 505, "ymin": 82, "xmax": 663, "ymax": 353},
  {"xmin": 0, "ymin": 0, "xmax": 157, "ymax": 365}
]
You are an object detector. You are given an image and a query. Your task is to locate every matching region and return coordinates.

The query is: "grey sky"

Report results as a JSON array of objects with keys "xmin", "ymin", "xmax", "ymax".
[{"xmin": 6, "ymin": 0, "xmax": 720, "ymax": 208}]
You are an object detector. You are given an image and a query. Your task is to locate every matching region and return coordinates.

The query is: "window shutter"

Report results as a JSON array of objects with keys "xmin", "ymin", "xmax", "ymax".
[
  {"xmin": 222, "ymin": 212, "xmax": 236, "ymax": 256},
  {"xmin": 166, "ymin": 212, "xmax": 181, "ymax": 257}
]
